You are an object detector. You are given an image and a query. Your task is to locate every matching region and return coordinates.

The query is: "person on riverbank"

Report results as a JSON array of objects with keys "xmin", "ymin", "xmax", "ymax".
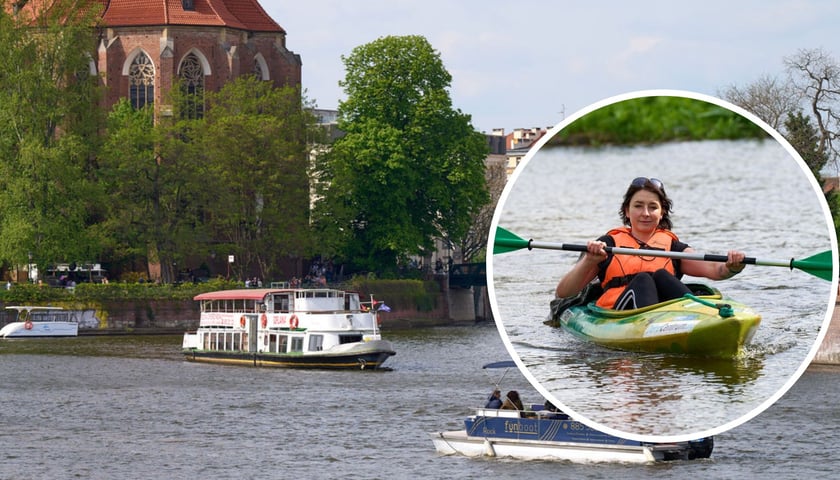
[{"xmin": 555, "ymin": 177, "xmax": 746, "ymax": 310}]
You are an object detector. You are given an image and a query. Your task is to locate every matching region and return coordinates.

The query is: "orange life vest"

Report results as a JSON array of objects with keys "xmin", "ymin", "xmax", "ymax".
[{"xmin": 596, "ymin": 227, "xmax": 679, "ymax": 308}]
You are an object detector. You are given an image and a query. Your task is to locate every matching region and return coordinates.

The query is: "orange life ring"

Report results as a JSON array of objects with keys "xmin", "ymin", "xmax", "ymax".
[
  {"xmin": 24, "ymin": 321, "xmax": 33, "ymax": 330},
  {"xmin": 260, "ymin": 313, "xmax": 268, "ymax": 328},
  {"xmin": 289, "ymin": 315, "xmax": 299, "ymax": 329},
  {"xmin": 240, "ymin": 316, "xmax": 247, "ymax": 328}
]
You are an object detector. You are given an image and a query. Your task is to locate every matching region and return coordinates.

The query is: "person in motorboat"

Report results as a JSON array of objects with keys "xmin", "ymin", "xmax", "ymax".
[
  {"xmin": 540, "ymin": 400, "xmax": 570, "ymax": 419},
  {"xmin": 555, "ymin": 177, "xmax": 746, "ymax": 310},
  {"xmin": 484, "ymin": 389, "xmax": 503, "ymax": 409},
  {"xmin": 501, "ymin": 390, "xmax": 524, "ymax": 410}
]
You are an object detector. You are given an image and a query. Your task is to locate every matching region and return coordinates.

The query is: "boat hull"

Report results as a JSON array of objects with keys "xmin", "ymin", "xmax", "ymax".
[
  {"xmin": 430, "ymin": 409, "xmax": 713, "ymax": 463},
  {"xmin": 559, "ymin": 293, "xmax": 760, "ymax": 357},
  {"xmin": 183, "ymin": 339, "xmax": 395, "ymax": 370},
  {"xmin": 0, "ymin": 321, "xmax": 78, "ymax": 338}
]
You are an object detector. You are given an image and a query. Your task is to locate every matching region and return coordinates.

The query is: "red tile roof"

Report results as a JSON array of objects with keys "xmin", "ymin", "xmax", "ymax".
[
  {"xmin": 101, "ymin": 0, "xmax": 284, "ymax": 32},
  {"xmin": 6, "ymin": 0, "xmax": 285, "ymax": 32}
]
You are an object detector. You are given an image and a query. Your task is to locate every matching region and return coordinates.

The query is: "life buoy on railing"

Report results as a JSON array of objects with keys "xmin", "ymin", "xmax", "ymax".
[
  {"xmin": 260, "ymin": 313, "xmax": 268, "ymax": 329},
  {"xmin": 240, "ymin": 316, "xmax": 247, "ymax": 328},
  {"xmin": 24, "ymin": 321, "xmax": 33, "ymax": 330},
  {"xmin": 289, "ymin": 315, "xmax": 299, "ymax": 329}
]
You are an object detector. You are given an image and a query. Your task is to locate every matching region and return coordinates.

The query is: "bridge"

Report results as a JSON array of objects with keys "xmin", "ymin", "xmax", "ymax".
[{"xmin": 448, "ymin": 263, "xmax": 486, "ymax": 288}]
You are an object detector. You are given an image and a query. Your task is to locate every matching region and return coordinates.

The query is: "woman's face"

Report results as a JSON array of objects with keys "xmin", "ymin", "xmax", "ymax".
[{"xmin": 625, "ymin": 189, "xmax": 662, "ymax": 235}]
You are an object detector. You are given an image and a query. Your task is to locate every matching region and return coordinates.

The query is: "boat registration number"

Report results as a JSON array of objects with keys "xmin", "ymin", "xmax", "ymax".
[{"xmin": 643, "ymin": 316, "xmax": 699, "ymax": 337}]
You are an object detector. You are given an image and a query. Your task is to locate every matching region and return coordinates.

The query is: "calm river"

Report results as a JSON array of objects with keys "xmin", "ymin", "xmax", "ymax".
[
  {"xmin": 491, "ymin": 140, "xmax": 836, "ymax": 440},
  {"xmin": 1, "ymin": 327, "xmax": 838, "ymax": 479}
]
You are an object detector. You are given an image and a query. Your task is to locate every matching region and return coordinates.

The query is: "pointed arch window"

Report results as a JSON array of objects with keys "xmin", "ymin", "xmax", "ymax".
[
  {"xmin": 180, "ymin": 52, "xmax": 205, "ymax": 119},
  {"xmin": 129, "ymin": 52, "xmax": 155, "ymax": 109},
  {"xmin": 253, "ymin": 58, "xmax": 264, "ymax": 80}
]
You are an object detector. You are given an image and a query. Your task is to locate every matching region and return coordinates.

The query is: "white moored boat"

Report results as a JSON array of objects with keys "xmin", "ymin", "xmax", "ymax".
[
  {"xmin": 0, "ymin": 306, "xmax": 79, "ymax": 338},
  {"xmin": 182, "ymin": 287, "xmax": 396, "ymax": 369}
]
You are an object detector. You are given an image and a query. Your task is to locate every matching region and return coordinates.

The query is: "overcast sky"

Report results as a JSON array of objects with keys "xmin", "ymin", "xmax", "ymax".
[{"xmin": 264, "ymin": 1, "xmax": 840, "ymax": 134}]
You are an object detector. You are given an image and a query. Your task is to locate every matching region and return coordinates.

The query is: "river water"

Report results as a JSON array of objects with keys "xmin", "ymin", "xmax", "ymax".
[
  {"xmin": 490, "ymin": 140, "xmax": 836, "ymax": 441},
  {"xmin": 1, "ymin": 327, "xmax": 838, "ymax": 479}
]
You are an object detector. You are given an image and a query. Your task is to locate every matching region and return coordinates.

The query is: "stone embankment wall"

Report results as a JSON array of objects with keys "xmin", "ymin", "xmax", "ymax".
[
  {"xmin": 74, "ymin": 295, "xmax": 460, "ymax": 333},
  {"xmin": 813, "ymin": 304, "xmax": 840, "ymax": 364},
  {"xmin": 44, "ymin": 295, "xmax": 840, "ymax": 365}
]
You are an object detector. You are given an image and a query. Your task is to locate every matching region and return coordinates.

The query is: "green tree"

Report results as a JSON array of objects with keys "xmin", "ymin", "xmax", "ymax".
[
  {"xmin": 313, "ymin": 35, "xmax": 489, "ymax": 274},
  {"xmin": 201, "ymin": 77, "xmax": 314, "ymax": 281},
  {"xmin": 0, "ymin": 2, "xmax": 105, "ymax": 280},
  {"xmin": 99, "ymin": 97, "xmax": 210, "ymax": 283},
  {"xmin": 785, "ymin": 110, "xmax": 829, "ymax": 180}
]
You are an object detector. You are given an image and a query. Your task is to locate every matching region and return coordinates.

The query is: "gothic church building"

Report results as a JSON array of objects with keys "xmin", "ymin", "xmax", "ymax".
[
  {"xmin": 17, "ymin": 0, "xmax": 302, "ymax": 115},
  {"xmin": 96, "ymin": 0, "xmax": 301, "ymax": 114}
]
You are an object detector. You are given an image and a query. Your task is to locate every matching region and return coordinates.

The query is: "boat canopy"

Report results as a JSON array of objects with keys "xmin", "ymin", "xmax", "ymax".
[
  {"xmin": 193, "ymin": 289, "xmax": 279, "ymax": 301},
  {"xmin": 483, "ymin": 360, "xmax": 517, "ymax": 369}
]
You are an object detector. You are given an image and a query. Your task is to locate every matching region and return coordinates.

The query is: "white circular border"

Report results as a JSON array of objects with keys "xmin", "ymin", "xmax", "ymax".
[{"xmin": 486, "ymin": 88, "xmax": 839, "ymax": 443}]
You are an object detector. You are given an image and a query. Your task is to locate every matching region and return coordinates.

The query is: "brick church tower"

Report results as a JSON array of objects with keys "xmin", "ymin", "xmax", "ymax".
[{"xmin": 95, "ymin": 0, "xmax": 301, "ymax": 115}]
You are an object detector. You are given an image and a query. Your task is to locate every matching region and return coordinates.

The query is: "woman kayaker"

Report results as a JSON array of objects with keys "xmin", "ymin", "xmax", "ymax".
[{"xmin": 555, "ymin": 177, "xmax": 746, "ymax": 310}]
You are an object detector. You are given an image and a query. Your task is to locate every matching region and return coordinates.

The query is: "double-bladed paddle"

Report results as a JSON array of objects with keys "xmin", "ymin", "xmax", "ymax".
[{"xmin": 493, "ymin": 226, "xmax": 834, "ymax": 281}]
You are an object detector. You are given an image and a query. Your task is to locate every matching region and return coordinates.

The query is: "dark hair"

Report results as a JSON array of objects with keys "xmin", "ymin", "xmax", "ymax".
[{"xmin": 619, "ymin": 179, "xmax": 673, "ymax": 230}]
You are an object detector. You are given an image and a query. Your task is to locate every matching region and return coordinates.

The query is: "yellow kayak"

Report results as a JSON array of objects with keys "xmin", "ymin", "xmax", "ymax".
[{"xmin": 550, "ymin": 284, "xmax": 761, "ymax": 357}]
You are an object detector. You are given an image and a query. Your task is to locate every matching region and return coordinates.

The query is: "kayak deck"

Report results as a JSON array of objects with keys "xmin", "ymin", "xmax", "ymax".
[{"xmin": 553, "ymin": 284, "xmax": 761, "ymax": 357}]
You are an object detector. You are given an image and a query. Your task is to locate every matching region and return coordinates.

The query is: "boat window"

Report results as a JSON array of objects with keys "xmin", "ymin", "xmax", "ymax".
[
  {"xmin": 308, "ymin": 335, "xmax": 324, "ymax": 351},
  {"xmin": 339, "ymin": 334, "xmax": 363, "ymax": 344},
  {"xmin": 290, "ymin": 336, "xmax": 303, "ymax": 352},
  {"xmin": 278, "ymin": 335, "xmax": 288, "ymax": 353},
  {"xmin": 272, "ymin": 294, "xmax": 290, "ymax": 313}
]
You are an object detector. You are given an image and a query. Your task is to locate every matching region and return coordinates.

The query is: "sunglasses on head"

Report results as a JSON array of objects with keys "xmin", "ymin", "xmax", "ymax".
[{"xmin": 630, "ymin": 177, "xmax": 665, "ymax": 191}]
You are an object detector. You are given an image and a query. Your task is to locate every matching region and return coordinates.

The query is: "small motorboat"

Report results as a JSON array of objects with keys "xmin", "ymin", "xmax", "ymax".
[
  {"xmin": 0, "ymin": 306, "xmax": 79, "ymax": 338},
  {"xmin": 430, "ymin": 361, "xmax": 714, "ymax": 463},
  {"xmin": 549, "ymin": 283, "xmax": 761, "ymax": 357}
]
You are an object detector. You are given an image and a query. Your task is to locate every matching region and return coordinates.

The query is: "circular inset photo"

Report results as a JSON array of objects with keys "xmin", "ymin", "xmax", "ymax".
[{"xmin": 488, "ymin": 90, "xmax": 837, "ymax": 442}]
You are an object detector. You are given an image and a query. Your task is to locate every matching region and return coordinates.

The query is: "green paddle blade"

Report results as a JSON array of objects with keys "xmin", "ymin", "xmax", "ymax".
[
  {"xmin": 790, "ymin": 250, "xmax": 834, "ymax": 281},
  {"xmin": 493, "ymin": 226, "xmax": 530, "ymax": 254}
]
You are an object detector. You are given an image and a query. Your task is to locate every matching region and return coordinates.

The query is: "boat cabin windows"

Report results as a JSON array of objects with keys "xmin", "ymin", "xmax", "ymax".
[
  {"xmin": 271, "ymin": 294, "xmax": 291, "ymax": 313},
  {"xmin": 202, "ymin": 331, "xmax": 246, "ymax": 351},
  {"xmin": 200, "ymin": 298, "xmax": 260, "ymax": 313},
  {"xmin": 345, "ymin": 293, "xmax": 361, "ymax": 311},
  {"xmin": 308, "ymin": 335, "xmax": 324, "ymax": 351},
  {"xmin": 294, "ymin": 289, "xmax": 343, "ymax": 312},
  {"xmin": 290, "ymin": 336, "xmax": 304, "ymax": 352},
  {"xmin": 267, "ymin": 333, "xmax": 289, "ymax": 353},
  {"xmin": 339, "ymin": 334, "xmax": 363, "ymax": 345}
]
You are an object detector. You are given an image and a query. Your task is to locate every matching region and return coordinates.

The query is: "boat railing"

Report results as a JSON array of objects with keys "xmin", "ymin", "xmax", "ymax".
[{"xmin": 477, "ymin": 408, "xmax": 522, "ymax": 418}]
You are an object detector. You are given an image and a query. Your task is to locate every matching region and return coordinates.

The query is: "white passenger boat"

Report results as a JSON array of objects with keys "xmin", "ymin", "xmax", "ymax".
[
  {"xmin": 0, "ymin": 306, "xmax": 79, "ymax": 338},
  {"xmin": 182, "ymin": 287, "xmax": 396, "ymax": 369},
  {"xmin": 430, "ymin": 361, "xmax": 713, "ymax": 463}
]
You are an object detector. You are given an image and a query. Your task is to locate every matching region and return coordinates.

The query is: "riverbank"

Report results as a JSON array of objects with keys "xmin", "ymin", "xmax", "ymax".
[
  {"xmin": 7, "ymin": 290, "xmax": 839, "ymax": 364},
  {"xmin": 813, "ymin": 301, "xmax": 840, "ymax": 364}
]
